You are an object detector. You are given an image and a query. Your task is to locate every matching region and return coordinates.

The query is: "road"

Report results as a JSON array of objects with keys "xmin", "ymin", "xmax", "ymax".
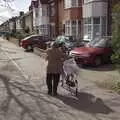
[{"xmin": 0, "ymin": 37, "xmax": 120, "ymax": 120}]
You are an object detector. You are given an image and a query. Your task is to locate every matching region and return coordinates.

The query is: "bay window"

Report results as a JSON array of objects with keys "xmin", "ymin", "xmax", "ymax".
[
  {"xmin": 39, "ymin": 25, "xmax": 50, "ymax": 35},
  {"xmin": 93, "ymin": 17, "xmax": 100, "ymax": 39},
  {"xmin": 65, "ymin": 21, "xmax": 71, "ymax": 36},
  {"xmin": 71, "ymin": 20, "xmax": 77, "ymax": 36},
  {"xmin": 65, "ymin": 20, "xmax": 82, "ymax": 38},
  {"xmin": 83, "ymin": 17, "xmax": 107, "ymax": 41},
  {"xmin": 42, "ymin": 6, "xmax": 49, "ymax": 16},
  {"xmin": 83, "ymin": 18, "xmax": 92, "ymax": 40}
]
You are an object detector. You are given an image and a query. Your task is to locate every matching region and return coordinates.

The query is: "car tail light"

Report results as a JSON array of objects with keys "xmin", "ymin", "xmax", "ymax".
[{"xmin": 21, "ymin": 40, "xmax": 28, "ymax": 46}]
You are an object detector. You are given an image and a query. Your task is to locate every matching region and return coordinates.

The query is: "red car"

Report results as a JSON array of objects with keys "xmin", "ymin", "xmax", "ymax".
[
  {"xmin": 20, "ymin": 35, "xmax": 52, "ymax": 51},
  {"xmin": 70, "ymin": 38, "xmax": 112, "ymax": 66}
]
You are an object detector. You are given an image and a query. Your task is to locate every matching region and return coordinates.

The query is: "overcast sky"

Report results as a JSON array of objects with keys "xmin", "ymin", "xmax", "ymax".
[{"xmin": 0, "ymin": 0, "xmax": 31, "ymax": 24}]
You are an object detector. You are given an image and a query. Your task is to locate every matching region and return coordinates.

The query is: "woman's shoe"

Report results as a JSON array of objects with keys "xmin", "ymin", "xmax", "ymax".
[{"xmin": 48, "ymin": 91, "xmax": 52, "ymax": 95}]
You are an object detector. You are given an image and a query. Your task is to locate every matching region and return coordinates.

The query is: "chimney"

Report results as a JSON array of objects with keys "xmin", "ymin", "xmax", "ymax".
[{"xmin": 20, "ymin": 11, "xmax": 24, "ymax": 16}]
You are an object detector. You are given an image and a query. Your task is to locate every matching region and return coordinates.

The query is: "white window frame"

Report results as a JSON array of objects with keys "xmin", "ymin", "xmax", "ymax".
[
  {"xmin": 65, "ymin": 20, "xmax": 81, "ymax": 38},
  {"xmin": 64, "ymin": 0, "xmax": 81, "ymax": 9},
  {"xmin": 65, "ymin": 21, "xmax": 71, "ymax": 36},
  {"xmin": 83, "ymin": 0, "xmax": 94, "ymax": 4},
  {"xmin": 83, "ymin": 18, "xmax": 92, "ymax": 41},
  {"xmin": 39, "ymin": 24, "xmax": 49, "ymax": 35},
  {"xmin": 40, "ymin": 5, "xmax": 49, "ymax": 17},
  {"xmin": 83, "ymin": 17, "xmax": 107, "ymax": 41}
]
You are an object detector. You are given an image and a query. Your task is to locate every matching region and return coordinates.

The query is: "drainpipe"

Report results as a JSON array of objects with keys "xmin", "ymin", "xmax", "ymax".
[{"xmin": 55, "ymin": 0, "xmax": 59, "ymax": 37}]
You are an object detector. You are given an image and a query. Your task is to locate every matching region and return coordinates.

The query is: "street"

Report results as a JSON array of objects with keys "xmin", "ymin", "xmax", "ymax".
[{"xmin": 0, "ymin": 37, "xmax": 120, "ymax": 120}]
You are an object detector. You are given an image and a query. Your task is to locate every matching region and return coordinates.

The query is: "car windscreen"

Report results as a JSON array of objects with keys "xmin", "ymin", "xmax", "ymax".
[
  {"xmin": 55, "ymin": 36, "xmax": 74, "ymax": 43},
  {"xmin": 86, "ymin": 38, "xmax": 109, "ymax": 48},
  {"xmin": 86, "ymin": 37, "xmax": 100, "ymax": 47},
  {"xmin": 23, "ymin": 36, "xmax": 33, "ymax": 40}
]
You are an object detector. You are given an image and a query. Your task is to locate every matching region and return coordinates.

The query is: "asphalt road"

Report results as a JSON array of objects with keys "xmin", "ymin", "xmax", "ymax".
[{"xmin": 0, "ymin": 37, "xmax": 120, "ymax": 120}]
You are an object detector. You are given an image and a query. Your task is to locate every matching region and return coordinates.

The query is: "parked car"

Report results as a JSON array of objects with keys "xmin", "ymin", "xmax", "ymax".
[
  {"xmin": 20, "ymin": 34, "xmax": 52, "ymax": 51},
  {"xmin": 54, "ymin": 35, "xmax": 82, "ymax": 51},
  {"xmin": 70, "ymin": 38, "xmax": 112, "ymax": 66}
]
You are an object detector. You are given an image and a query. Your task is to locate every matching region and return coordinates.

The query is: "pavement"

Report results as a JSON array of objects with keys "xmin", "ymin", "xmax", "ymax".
[{"xmin": 0, "ymin": 37, "xmax": 120, "ymax": 120}]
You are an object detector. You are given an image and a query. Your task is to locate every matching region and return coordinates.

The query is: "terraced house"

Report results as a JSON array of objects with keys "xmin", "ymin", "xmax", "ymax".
[
  {"xmin": 29, "ymin": 0, "xmax": 83, "ymax": 39},
  {"xmin": 82, "ymin": 0, "xmax": 108, "ymax": 41},
  {"xmin": 0, "ymin": 0, "xmax": 119, "ymax": 41},
  {"xmin": 29, "ymin": 0, "xmax": 39, "ymax": 33},
  {"xmin": 58, "ymin": 0, "xmax": 82, "ymax": 39}
]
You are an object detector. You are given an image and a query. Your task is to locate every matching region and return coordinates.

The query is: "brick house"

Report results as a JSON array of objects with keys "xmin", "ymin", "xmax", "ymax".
[
  {"xmin": 23, "ymin": 11, "xmax": 33, "ymax": 33},
  {"xmin": 29, "ymin": 0, "xmax": 83, "ymax": 39},
  {"xmin": 0, "ymin": 21, "xmax": 9, "ymax": 32},
  {"xmin": 15, "ymin": 12, "xmax": 24, "ymax": 32},
  {"xmin": 28, "ymin": 0, "xmax": 119, "ymax": 40},
  {"xmin": 57, "ymin": 0, "xmax": 82, "ymax": 40},
  {"xmin": 8, "ymin": 17, "xmax": 17, "ymax": 33},
  {"xmin": 38, "ymin": 0, "xmax": 50, "ymax": 35},
  {"xmin": 29, "ymin": 0, "xmax": 39, "ymax": 33}
]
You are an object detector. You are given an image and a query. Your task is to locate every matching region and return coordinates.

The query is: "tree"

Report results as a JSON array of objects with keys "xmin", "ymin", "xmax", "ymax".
[{"xmin": 112, "ymin": 2, "xmax": 120, "ymax": 71}]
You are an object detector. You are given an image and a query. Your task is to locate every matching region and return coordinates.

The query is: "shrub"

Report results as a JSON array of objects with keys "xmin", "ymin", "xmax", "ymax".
[{"xmin": 112, "ymin": 2, "xmax": 120, "ymax": 71}]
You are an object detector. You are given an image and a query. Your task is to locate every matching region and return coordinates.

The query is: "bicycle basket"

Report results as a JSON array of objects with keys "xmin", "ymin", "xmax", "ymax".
[{"xmin": 66, "ymin": 80, "xmax": 76, "ymax": 87}]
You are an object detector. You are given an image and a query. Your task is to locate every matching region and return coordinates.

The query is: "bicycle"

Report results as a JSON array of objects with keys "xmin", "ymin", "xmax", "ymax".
[{"xmin": 61, "ymin": 58, "xmax": 79, "ymax": 96}]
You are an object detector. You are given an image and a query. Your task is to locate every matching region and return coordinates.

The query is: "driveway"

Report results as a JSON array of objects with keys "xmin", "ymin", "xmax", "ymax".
[{"xmin": 0, "ymin": 37, "xmax": 120, "ymax": 120}]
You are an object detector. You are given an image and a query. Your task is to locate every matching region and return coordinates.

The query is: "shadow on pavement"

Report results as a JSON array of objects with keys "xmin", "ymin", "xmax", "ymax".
[
  {"xmin": 56, "ymin": 92, "xmax": 113, "ymax": 114},
  {"xmin": 81, "ymin": 64, "xmax": 115, "ymax": 72}
]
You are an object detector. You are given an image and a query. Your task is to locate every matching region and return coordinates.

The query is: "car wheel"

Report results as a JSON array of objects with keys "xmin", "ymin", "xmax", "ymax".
[
  {"xmin": 94, "ymin": 56, "xmax": 102, "ymax": 66},
  {"xmin": 26, "ymin": 45, "xmax": 32, "ymax": 51}
]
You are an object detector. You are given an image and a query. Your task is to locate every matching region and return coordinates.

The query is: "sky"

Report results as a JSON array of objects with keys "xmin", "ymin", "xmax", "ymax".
[{"xmin": 0, "ymin": 0, "xmax": 31, "ymax": 24}]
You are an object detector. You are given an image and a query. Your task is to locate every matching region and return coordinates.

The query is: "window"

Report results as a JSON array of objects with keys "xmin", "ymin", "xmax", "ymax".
[
  {"xmin": 71, "ymin": 0, "xmax": 77, "ymax": 7},
  {"xmin": 84, "ymin": 18, "xmax": 91, "ymax": 24},
  {"xmin": 78, "ymin": 0, "xmax": 82, "ymax": 7},
  {"xmin": 65, "ymin": 20, "xmax": 81, "ymax": 37},
  {"xmin": 64, "ymin": 0, "xmax": 80, "ymax": 9},
  {"xmin": 65, "ymin": 21, "xmax": 71, "ymax": 36},
  {"xmin": 84, "ymin": 0, "xmax": 93, "ymax": 4},
  {"xmin": 39, "ymin": 25, "xmax": 50, "ymax": 35},
  {"xmin": 101, "ymin": 16, "xmax": 107, "ymax": 36},
  {"xmin": 93, "ymin": 17, "xmax": 100, "ymax": 39},
  {"xmin": 42, "ymin": 6, "xmax": 49, "ymax": 16},
  {"xmin": 71, "ymin": 20, "xmax": 76, "ymax": 36},
  {"xmin": 93, "ymin": 18, "xmax": 100, "ymax": 24},
  {"xmin": 35, "ymin": 10, "xmax": 38, "ymax": 17},
  {"xmin": 78, "ymin": 20, "xmax": 81, "ymax": 37},
  {"xmin": 33, "ymin": 36, "xmax": 42, "ymax": 41},
  {"xmin": 83, "ymin": 18, "xmax": 92, "ymax": 40}
]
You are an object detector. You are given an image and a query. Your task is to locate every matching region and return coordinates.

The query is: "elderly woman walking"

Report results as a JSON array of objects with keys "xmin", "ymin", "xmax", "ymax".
[{"xmin": 41, "ymin": 42, "xmax": 67, "ymax": 96}]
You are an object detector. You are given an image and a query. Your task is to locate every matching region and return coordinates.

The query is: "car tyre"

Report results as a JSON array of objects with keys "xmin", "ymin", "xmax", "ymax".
[
  {"xmin": 26, "ymin": 45, "xmax": 33, "ymax": 51},
  {"xmin": 94, "ymin": 56, "xmax": 102, "ymax": 66}
]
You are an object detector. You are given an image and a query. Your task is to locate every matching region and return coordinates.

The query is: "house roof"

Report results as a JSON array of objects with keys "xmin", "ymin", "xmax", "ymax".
[
  {"xmin": 29, "ymin": 0, "xmax": 56, "ymax": 10},
  {"xmin": 40, "ymin": 0, "xmax": 49, "ymax": 4},
  {"xmin": 29, "ymin": 0, "xmax": 39, "ymax": 10}
]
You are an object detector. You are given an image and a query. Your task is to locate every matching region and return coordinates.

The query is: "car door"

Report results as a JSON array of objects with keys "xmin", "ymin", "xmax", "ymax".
[
  {"xmin": 31, "ymin": 36, "xmax": 42, "ymax": 48},
  {"xmin": 42, "ymin": 36, "xmax": 51, "ymax": 49},
  {"xmin": 31, "ymin": 36, "xmax": 40, "ymax": 44},
  {"xmin": 37, "ymin": 36, "xmax": 46, "ymax": 49}
]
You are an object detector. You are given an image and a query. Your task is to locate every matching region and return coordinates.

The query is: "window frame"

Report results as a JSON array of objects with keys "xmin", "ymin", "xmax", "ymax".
[{"xmin": 64, "ymin": 0, "xmax": 80, "ymax": 9}]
